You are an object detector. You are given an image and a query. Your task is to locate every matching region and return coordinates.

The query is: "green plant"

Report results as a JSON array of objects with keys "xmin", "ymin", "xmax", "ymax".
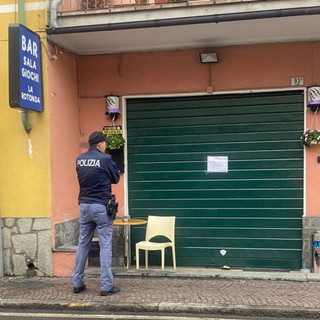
[
  {"xmin": 300, "ymin": 129, "xmax": 320, "ymax": 147},
  {"xmin": 106, "ymin": 133, "xmax": 125, "ymax": 150}
]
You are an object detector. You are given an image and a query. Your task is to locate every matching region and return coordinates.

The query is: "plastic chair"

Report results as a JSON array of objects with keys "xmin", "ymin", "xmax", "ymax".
[{"xmin": 135, "ymin": 216, "xmax": 176, "ymax": 270}]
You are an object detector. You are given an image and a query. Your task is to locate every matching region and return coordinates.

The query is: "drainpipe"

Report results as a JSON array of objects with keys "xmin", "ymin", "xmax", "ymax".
[
  {"xmin": 18, "ymin": 0, "xmax": 32, "ymax": 134},
  {"xmin": 47, "ymin": 6, "xmax": 320, "ymax": 34},
  {"xmin": 21, "ymin": 110, "xmax": 31, "ymax": 134},
  {"xmin": 49, "ymin": 0, "xmax": 62, "ymax": 29}
]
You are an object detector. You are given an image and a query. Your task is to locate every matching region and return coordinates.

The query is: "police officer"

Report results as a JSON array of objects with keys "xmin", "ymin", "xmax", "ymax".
[{"xmin": 73, "ymin": 131, "xmax": 120, "ymax": 296}]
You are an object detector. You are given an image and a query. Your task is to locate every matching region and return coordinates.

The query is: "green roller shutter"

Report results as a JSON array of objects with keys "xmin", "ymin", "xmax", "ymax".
[{"xmin": 127, "ymin": 91, "xmax": 304, "ymax": 270}]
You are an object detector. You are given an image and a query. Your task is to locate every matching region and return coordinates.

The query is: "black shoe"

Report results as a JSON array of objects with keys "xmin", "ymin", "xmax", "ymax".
[
  {"xmin": 100, "ymin": 287, "xmax": 120, "ymax": 296},
  {"xmin": 73, "ymin": 284, "xmax": 86, "ymax": 293}
]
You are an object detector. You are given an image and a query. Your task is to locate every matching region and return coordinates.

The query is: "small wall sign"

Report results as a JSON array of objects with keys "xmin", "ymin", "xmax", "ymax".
[
  {"xmin": 207, "ymin": 156, "xmax": 228, "ymax": 173},
  {"xmin": 103, "ymin": 126, "xmax": 123, "ymax": 135},
  {"xmin": 290, "ymin": 77, "xmax": 304, "ymax": 87},
  {"xmin": 8, "ymin": 24, "xmax": 44, "ymax": 112}
]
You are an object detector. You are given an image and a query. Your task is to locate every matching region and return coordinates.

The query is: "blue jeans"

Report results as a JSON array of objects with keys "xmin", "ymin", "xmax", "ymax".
[{"xmin": 73, "ymin": 203, "xmax": 114, "ymax": 291}]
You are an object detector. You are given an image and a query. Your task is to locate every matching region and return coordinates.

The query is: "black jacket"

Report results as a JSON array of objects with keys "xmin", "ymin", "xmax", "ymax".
[{"xmin": 76, "ymin": 146, "xmax": 120, "ymax": 205}]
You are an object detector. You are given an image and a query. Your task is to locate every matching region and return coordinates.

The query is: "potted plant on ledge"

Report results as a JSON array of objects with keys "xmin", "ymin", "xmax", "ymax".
[
  {"xmin": 300, "ymin": 129, "xmax": 320, "ymax": 147},
  {"xmin": 106, "ymin": 133, "xmax": 125, "ymax": 172}
]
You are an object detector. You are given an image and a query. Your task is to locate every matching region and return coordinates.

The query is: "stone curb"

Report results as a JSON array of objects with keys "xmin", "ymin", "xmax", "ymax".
[
  {"xmin": 110, "ymin": 268, "xmax": 320, "ymax": 282},
  {"xmin": 1, "ymin": 299, "xmax": 320, "ymax": 319}
]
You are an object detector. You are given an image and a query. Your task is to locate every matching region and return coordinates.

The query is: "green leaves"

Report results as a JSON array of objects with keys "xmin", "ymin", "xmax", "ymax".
[
  {"xmin": 300, "ymin": 129, "xmax": 320, "ymax": 147},
  {"xmin": 107, "ymin": 133, "xmax": 125, "ymax": 150}
]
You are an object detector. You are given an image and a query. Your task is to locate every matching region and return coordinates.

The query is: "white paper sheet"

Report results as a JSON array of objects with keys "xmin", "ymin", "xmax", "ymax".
[{"xmin": 207, "ymin": 156, "xmax": 228, "ymax": 173}]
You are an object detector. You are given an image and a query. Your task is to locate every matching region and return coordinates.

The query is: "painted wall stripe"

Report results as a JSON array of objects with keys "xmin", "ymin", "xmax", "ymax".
[{"xmin": 0, "ymin": 1, "xmax": 49, "ymax": 13}]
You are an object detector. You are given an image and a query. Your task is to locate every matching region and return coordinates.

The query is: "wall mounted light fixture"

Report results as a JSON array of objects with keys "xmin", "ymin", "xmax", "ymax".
[
  {"xmin": 199, "ymin": 52, "xmax": 219, "ymax": 64},
  {"xmin": 105, "ymin": 95, "xmax": 120, "ymax": 121},
  {"xmin": 307, "ymin": 86, "xmax": 320, "ymax": 113}
]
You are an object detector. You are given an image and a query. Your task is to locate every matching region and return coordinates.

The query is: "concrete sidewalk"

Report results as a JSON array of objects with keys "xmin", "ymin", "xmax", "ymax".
[{"xmin": 1, "ymin": 268, "xmax": 320, "ymax": 318}]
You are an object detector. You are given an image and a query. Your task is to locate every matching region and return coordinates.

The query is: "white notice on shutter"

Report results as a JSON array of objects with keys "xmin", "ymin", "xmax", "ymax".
[{"xmin": 207, "ymin": 156, "xmax": 228, "ymax": 173}]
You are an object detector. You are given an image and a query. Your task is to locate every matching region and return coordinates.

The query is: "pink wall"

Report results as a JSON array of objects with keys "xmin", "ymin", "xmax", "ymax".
[
  {"xmin": 78, "ymin": 43, "xmax": 317, "ymax": 95},
  {"xmin": 48, "ymin": 45, "xmax": 83, "ymax": 276},
  {"xmin": 76, "ymin": 42, "xmax": 320, "ymax": 216},
  {"xmin": 48, "ymin": 46, "xmax": 81, "ymax": 226},
  {"xmin": 48, "ymin": 44, "xmax": 127, "ymax": 225},
  {"xmin": 52, "ymin": 252, "xmax": 76, "ymax": 277},
  {"xmin": 306, "ymin": 43, "xmax": 320, "ymax": 215},
  {"xmin": 306, "ymin": 112, "xmax": 320, "ymax": 216},
  {"xmin": 48, "ymin": 42, "xmax": 320, "ymax": 275},
  {"xmin": 49, "ymin": 41, "xmax": 320, "ymax": 275},
  {"xmin": 51, "ymin": 41, "xmax": 320, "ymax": 222}
]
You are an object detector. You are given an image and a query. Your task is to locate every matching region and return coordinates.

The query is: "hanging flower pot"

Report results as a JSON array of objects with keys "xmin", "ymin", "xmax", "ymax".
[
  {"xmin": 105, "ymin": 133, "xmax": 125, "ymax": 172},
  {"xmin": 107, "ymin": 133, "xmax": 125, "ymax": 150},
  {"xmin": 108, "ymin": 147, "xmax": 124, "ymax": 173},
  {"xmin": 300, "ymin": 129, "xmax": 320, "ymax": 147},
  {"xmin": 301, "ymin": 110, "xmax": 320, "ymax": 147}
]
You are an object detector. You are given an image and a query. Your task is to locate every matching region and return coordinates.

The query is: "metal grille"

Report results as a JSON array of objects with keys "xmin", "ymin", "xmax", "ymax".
[{"xmin": 56, "ymin": 0, "xmax": 263, "ymax": 13}]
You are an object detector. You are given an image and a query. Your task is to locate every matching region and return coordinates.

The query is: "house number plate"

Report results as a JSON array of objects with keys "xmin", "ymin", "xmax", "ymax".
[{"xmin": 291, "ymin": 77, "xmax": 304, "ymax": 86}]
